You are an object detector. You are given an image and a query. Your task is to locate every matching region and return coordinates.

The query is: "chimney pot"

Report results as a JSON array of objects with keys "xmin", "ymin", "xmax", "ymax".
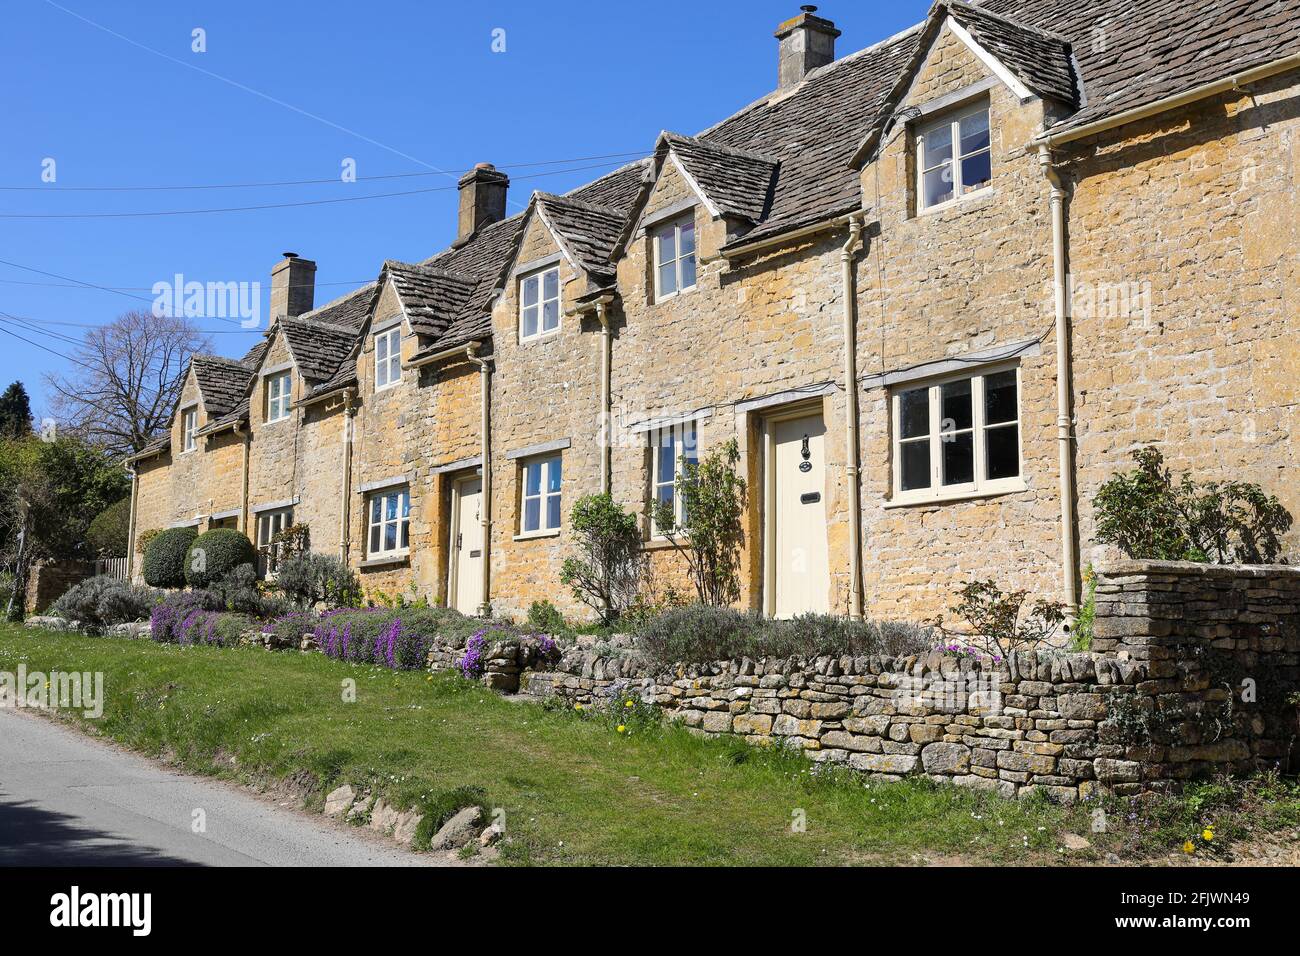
[
  {"xmin": 774, "ymin": 6, "xmax": 840, "ymax": 91},
  {"xmin": 270, "ymin": 253, "xmax": 316, "ymax": 319},
  {"xmin": 455, "ymin": 163, "xmax": 510, "ymax": 245}
]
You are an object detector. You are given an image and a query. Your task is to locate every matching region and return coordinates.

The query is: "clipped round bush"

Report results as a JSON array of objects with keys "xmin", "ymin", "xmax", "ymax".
[
  {"xmin": 141, "ymin": 526, "xmax": 198, "ymax": 588},
  {"xmin": 184, "ymin": 528, "xmax": 258, "ymax": 589}
]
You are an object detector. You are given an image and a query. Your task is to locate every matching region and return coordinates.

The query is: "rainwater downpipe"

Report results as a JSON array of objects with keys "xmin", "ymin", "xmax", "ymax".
[
  {"xmin": 841, "ymin": 214, "xmax": 866, "ymax": 620},
  {"xmin": 1038, "ymin": 144, "xmax": 1080, "ymax": 619}
]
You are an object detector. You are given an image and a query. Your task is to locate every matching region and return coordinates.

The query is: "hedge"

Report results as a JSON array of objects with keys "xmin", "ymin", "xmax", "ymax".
[
  {"xmin": 184, "ymin": 528, "xmax": 259, "ymax": 589},
  {"xmin": 141, "ymin": 526, "xmax": 198, "ymax": 588}
]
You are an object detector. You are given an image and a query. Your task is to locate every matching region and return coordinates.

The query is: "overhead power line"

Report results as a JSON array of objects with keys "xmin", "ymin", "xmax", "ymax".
[
  {"xmin": 0, "ymin": 160, "xmax": 635, "ymax": 220},
  {"xmin": 0, "ymin": 151, "xmax": 648, "ymax": 192}
]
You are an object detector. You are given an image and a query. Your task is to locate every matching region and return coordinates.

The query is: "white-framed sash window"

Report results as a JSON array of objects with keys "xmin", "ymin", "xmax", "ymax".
[
  {"xmin": 520, "ymin": 266, "xmax": 561, "ymax": 341},
  {"xmin": 375, "ymin": 326, "xmax": 401, "ymax": 390},
  {"xmin": 367, "ymin": 487, "xmax": 410, "ymax": 556},
  {"xmin": 519, "ymin": 454, "xmax": 562, "ymax": 535},
  {"xmin": 265, "ymin": 371, "xmax": 292, "ymax": 422},
  {"xmin": 181, "ymin": 407, "xmax": 198, "ymax": 452},
  {"xmin": 651, "ymin": 420, "xmax": 699, "ymax": 535},
  {"xmin": 653, "ymin": 214, "xmax": 697, "ymax": 301},
  {"xmin": 917, "ymin": 102, "xmax": 991, "ymax": 210},
  {"xmin": 891, "ymin": 365, "xmax": 1022, "ymax": 504}
]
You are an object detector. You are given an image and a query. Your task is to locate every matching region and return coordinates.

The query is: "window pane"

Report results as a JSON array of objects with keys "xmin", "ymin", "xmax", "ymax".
[
  {"xmin": 385, "ymin": 494, "xmax": 397, "ymax": 521},
  {"xmin": 656, "ymin": 484, "xmax": 674, "ymax": 507},
  {"xmin": 901, "ymin": 441, "xmax": 931, "ymax": 492},
  {"xmin": 942, "ymin": 432, "xmax": 975, "ymax": 486},
  {"xmin": 370, "ymin": 525, "xmax": 380, "ymax": 554},
  {"xmin": 525, "ymin": 463, "xmax": 541, "ymax": 496},
  {"xmin": 959, "ymin": 110, "xmax": 990, "ymax": 156},
  {"xmin": 522, "ymin": 276, "xmax": 538, "ymax": 306},
  {"xmin": 542, "ymin": 268, "xmax": 558, "ymax": 301},
  {"xmin": 384, "ymin": 522, "xmax": 397, "ymax": 552},
  {"xmin": 961, "ymin": 150, "xmax": 991, "ymax": 192},
  {"xmin": 522, "ymin": 305, "xmax": 538, "ymax": 339},
  {"xmin": 370, "ymin": 498, "xmax": 381, "ymax": 523},
  {"xmin": 376, "ymin": 335, "xmax": 387, "ymax": 363},
  {"xmin": 401, "ymin": 520, "xmax": 409, "ymax": 550},
  {"xmin": 940, "ymin": 379, "xmax": 973, "ymax": 432},
  {"xmin": 401, "ymin": 492, "xmax": 410, "ymax": 518},
  {"xmin": 986, "ymin": 424, "xmax": 1020, "ymax": 480},
  {"xmin": 546, "ymin": 494, "xmax": 561, "ymax": 529},
  {"xmin": 542, "ymin": 299, "xmax": 559, "ymax": 332},
  {"xmin": 657, "ymin": 228, "xmax": 676, "ymax": 264},
  {"xmin": 679, "ymin": 220, "xmax": 695, "ymax": 255},
  {"xmin": 524, "ymin": 498, "xmax": 540, "ymax": 532},
  {"xmin": 658, "ymin": 261, "xmax": 676, "ymax": 296},
  {"xmin": 923, "ymin": 164, "xmax": 954, "ymax": 207},
  {"xmin": 923, "ymin": 125, "xmax": 953, "ymax": 168},
  {"xmin": 899, "ymin": 388, "xmax": 929, "ymax": 439},
  {"xmin": 679, "ymin": 251, "xmax": 696, "ymax": 289},
  {"xmin": 984, "ymin": 370, "xmax": 1017, "ymax": 424},
  {"xmin": 547, "ymin": 457, "xmax": 562, "ymax": 493},
  {"xmin": 681, "ymin": 424, "xmax": 699, "ymax": 465},
  {"xmin": 657, "ymin": 430, "xmax": 675, "ymax": 484},
  {"xmin": 389, "ymin": 354, "xmax": 400, "ymax": 382}
]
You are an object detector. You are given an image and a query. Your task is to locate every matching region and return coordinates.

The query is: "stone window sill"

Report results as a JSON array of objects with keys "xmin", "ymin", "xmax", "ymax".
[
  {"xmin": 359, "ymin": 552, "xmax": 409, "ymax": 569},
  {"xmin": 513, "ymin": 529, "xmax": 560, "ymax": 542},
  {"xmin": 884, "ymin": 479, "xmax": 1027, "ymax": 509}
]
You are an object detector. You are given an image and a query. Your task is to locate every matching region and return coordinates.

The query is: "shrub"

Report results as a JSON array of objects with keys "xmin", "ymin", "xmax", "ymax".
[
  {"xmin": 930, "ymin": 579, "xmax": 1065, "ymax": 660},
  {"xmin": 1094, "ymin": 446, "xmax": 1292, "ymax": 564},
  {"xmin": 149, "ymin": 591, "xmax": 249, "ymax": 646},
  {"xmin": 51, "ymin": 575, "xmax": 160, "ymax": 629},
  {"xmin": 184, "ymin": 528, "xmax": 258, "ymax": 589},
  {"xmin": 86, "ymin": 498, "xmax": 131, "ymax": 557},
  {"xmin": 275, "ymin": 552, "xmax": 363, "ymax": 610},
  {"xmin": 141, "ymin": 526, "xmax": 197, "ymax": 588},
  {"xmin": 311, "ymin": 606, "xmax": 494, "ymax": 670},
  {"xmin": 633, "ymin": 604, "xmax": 932, "ymax": 668},
  {"xmin": 526, "ymin": 600, "xmax": 569, "ymax": 635},
  {"xmin": 651, "ymin": 439, "xmax": 746, "ymax": 606},
  {"xmin": 559, "ymin": 494, "xmax": 645, "ymax": 625}
]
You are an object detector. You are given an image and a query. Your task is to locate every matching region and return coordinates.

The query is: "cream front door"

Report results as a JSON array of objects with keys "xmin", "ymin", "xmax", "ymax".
[
  {"xmin": 771, "ymin": 413, "xmax": 830, "ymax": 618},
  {"xmin": 451, "ymin": 477, "xmax": 483, "ymax": 614}
]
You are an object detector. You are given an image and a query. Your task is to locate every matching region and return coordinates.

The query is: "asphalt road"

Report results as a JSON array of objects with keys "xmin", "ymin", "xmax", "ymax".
[{"xmin": 0, "ymin": 708, "xmax": 432, "ymax": 866}]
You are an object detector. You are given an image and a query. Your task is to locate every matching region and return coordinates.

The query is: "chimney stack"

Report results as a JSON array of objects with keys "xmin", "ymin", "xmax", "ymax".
[
  {"xmin": 455, "ymin": 163, "xmax": 510, "ymax": 245},
  {"xmin": 270, "ymin": 252, "xmax": 316, "ymax": 319},
  {"xmin": 775, "ymin": 5, "xmax": 840, "ymax": 91}
]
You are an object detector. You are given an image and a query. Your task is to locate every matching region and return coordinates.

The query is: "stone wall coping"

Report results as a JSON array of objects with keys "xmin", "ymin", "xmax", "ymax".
[{"xmin": 1097, "ymin": 560, "xmax": 1300, "ymax": 580}]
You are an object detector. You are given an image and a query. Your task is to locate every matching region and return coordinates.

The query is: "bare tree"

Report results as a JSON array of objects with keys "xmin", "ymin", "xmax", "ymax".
[{"xmin": 43, "ymin": 310, "xmax": 212, "ymax": 456}]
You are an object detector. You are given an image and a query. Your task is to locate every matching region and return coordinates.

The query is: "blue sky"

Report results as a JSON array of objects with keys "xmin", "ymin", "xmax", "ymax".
[{"xmin": 0, "ymin": 0, "xmax": 930, "ymax": 415}]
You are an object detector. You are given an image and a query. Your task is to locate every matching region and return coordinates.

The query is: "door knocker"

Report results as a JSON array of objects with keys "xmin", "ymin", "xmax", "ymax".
[{"xmin": 798, "ymin": 434, "xmax": 812, "ymax": 473}]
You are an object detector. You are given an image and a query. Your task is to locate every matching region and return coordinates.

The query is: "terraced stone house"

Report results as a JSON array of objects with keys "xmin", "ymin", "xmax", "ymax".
[{"xmin": 126, "ymin": 0, "xmax": 1300, "ymax": 625}]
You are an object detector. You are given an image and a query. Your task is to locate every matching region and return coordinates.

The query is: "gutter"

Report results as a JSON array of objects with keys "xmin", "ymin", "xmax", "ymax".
[
  {"xmin": 237, "ymin": 423, "xmax": 251, "ymax": 537},
  {"xmin": 408, "ymin": 340, "xmax": 485, "ymax": 370},
  {"xmin": 566, "ymin": 295, "xmax": 617, "ymax": 495},
  {"xmin": 1038, "ymin": 145, "xmax": 1080, "ymax": 620},
  {"xmin": 1034, "ymin": 52, "xmax": 1300, "ymax": 147},
  {"xmin": 840, "ymin": 214, "xmax": 866, "ymax": 620},
  {"xmin": 708, "ymin": 211, "xmax": 861, "ymax": 262},
  {"xmin": 339, "ymin": 388, "xmax": 356, "ymax": 562}
]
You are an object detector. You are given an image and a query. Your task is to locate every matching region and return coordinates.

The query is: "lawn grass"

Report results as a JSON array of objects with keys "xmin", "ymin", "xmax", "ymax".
[{"xmin": 2, "ymin": 625, "xmax": 1295, "ymax": 866}]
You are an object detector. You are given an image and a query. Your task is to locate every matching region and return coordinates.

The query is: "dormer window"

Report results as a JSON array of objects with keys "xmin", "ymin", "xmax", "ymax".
[
  {"xmin": 181, "ymin": 407, "xmax": 197, "ymax": 452},
  {"xmin": 520, "ymin": 266, "xmax": 560, "ymax": 342},
  {"xmin": 265, "ymin": 370, "xmax": 291, "ymax": 423},
  {"xmin": 917, "ymin": 103, "xmax": 991, "ymax": 211},
  {"xmin": 375, "ymin": 325, "xmax": 401, "ymax": 390},
  {"xmin": 653, "ymin": 214, "xmax": 696, "ymax": 301}
]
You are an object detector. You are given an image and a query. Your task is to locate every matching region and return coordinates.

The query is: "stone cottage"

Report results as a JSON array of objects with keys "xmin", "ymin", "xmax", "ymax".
[{"xmin": 126, "ymin": 0, "xmax": 1300, "ymax": 625}]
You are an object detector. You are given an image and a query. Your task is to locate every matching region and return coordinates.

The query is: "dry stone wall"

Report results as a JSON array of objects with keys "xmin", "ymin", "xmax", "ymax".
[{"xmin": 510, "ymin": 562, "xmax": 1300, "ymax": 801}]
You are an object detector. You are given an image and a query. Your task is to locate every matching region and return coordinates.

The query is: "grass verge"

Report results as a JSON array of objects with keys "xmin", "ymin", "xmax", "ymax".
[{"xmin": 2, "ymin": 625, "xmax": 1296, "ymax": 866}]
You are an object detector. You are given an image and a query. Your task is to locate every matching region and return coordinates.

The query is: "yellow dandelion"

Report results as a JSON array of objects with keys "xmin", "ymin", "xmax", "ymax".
[
  {"xmin": 625, "ymin": 700, "xmax": 634, "ymax": 708},
  {"xmin": 617, "ymin": 725, "xmax": 626, "ymax": 733},
  {"xmin": 1202, "ymin": 827, "xmax": 1214, "ymax": 841},
  {"xmin": 1182, "ymin": 840, "xmax": 1195, "ymax": 854},
  {"xmin": 574, "ymin": 703, "xmax": 583, "ymax": 711}
]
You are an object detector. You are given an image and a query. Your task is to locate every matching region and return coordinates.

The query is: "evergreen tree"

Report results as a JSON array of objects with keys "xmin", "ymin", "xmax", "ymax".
[{"xmin": 0, "ymin": 382, "xmax": 33, "ymax": 439}]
